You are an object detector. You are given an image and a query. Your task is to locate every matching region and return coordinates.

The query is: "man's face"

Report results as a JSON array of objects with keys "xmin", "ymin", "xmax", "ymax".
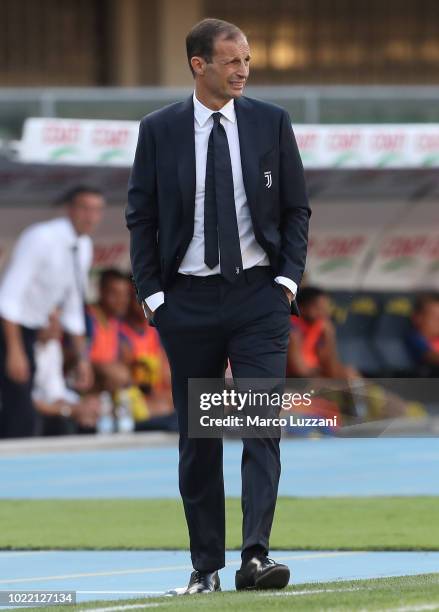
[
  {"xmin": 303, "ymin": 296, "xmax": 331, "ymax": 322},
  {"xmin": 414, "ymin": 302, "xmax": 439, "ymax": 337},
  {"xmin": 194, "ymin": 34, "xmax": 250, "ymax": 102},
  {"xmin": 68, "ymin": 192, "xmax": 106, "ymax": 236},
  {"xmin": 100, "ymin": 279, "xmax": 130, "ymax": 318}
]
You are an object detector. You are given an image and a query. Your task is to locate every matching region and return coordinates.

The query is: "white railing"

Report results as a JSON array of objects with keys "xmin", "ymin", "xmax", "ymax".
[{"xmin": 0, "ymin": 85, "xmax": 439, "ymax": 124}]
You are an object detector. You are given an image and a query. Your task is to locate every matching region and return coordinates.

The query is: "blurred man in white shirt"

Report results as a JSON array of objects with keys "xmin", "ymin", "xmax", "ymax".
[{"xmin": 0, "ymin": 185, "xmax": 105, "ymax": 438}]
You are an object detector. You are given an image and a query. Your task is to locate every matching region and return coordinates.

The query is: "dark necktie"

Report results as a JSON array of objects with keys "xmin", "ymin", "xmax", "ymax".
[
  {"xmin": 71, "ymin": 243, "xmax": 87, "ymax": 327},
  {"xmin": 204, "ymin": 112, "xmax": 243, "ymax": 282},
  {"xmin": 71, "ymin": 243, "xmax": 85, "ymax": 301}
]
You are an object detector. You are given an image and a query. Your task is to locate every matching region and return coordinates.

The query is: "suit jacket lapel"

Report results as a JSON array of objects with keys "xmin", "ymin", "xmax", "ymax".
[
  {"xmin": 235, "ymin": 97, "xmax": 259, "ymax": 219},
  {"xmin": 171, "ymin": 96, "xmax": 196, "ymax": 233}
]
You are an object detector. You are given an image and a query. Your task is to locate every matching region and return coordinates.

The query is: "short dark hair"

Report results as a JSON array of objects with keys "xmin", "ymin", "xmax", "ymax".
[
  {"xmin": 413, "ymin": 292, "xmax": 439, "ymax": 314},
  {"xmin": 186, "ymin": 18, "xmax": 244, "ymax": 76},
  {"xmin": 297, "ymin": 286, "xmax": 327, "ymax": 308},
  {"xmin": 55, "ymin": 185, "xmax": 104, "ymax": 206},
  {"xmin": 99, "ymin": 268, "xmax": 129, "ymax": 292}
]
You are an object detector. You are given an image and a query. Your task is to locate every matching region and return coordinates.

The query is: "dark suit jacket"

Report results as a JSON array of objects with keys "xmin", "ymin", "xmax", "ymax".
[{"xmin": 126, "ymin": 95, "xmax": 311, "ymax": 316}]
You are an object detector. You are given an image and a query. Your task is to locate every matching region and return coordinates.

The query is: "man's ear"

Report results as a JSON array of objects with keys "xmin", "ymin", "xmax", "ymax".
[{"xmin": 191, "ymin": 56, "xmax": 206, "ymax": 76}]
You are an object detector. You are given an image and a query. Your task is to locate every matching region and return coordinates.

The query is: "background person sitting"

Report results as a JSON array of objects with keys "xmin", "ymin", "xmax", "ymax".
[
  {"xmin": 287, "ymin": 287, "xmax": 425, "ymax": 422},
  {"xmin": 406, "ymin": 292, "xmax": 439, "ymax": 377},
  {"xmin": 33, "ymin": 311, "xmax": 101, "ymax": 436},
  {"xmin": 119, "ymin": 283, "xmax": 177, "ymax": 431},
  {"xmin": 287, "ymin": 286, "xmax": 359, "ymax": 379},
  {"xmin": 86, "ymin": 268, "xmax": 131, "ymax": 394}
]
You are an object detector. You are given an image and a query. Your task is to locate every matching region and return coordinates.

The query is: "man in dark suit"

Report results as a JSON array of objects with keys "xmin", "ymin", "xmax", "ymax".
[{"xmin": 126, "ymin": 18, "xmax": 310, "ymax": 594}]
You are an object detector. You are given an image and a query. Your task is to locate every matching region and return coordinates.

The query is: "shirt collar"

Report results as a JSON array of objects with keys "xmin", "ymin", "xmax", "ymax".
[
  {"xmin": 56, "ymin": 216, "xmax": 80, "ymax": 247},
  {"xmin": 193, "ymin": 92, "xmax": 236, "ymax": 127}
]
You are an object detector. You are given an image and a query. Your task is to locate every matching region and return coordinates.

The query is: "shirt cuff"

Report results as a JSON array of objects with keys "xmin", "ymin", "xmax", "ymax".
[
  {"xmin": 274, "ymin": 276, "xmax": 298, "ymax": 297},
  {"xmin": 144, "ymin": 291, "xmax": 165, "ymax": 313},
  {"xmin": 0, "ymin": 300, "xmax": 23, "ymax": 324}
]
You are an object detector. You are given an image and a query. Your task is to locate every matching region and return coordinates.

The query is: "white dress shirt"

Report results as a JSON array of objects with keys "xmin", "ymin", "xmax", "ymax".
[
  {"xmin": 0, "ymin": 217, "xmax": 92, "ymax": 334},
  {"xmin": 146, "ymin": 93, "xmax": 297, "ymax": 312},
  {"xmin": 32, "ymin": 339, "xmax": 79, "ymax": 405}
]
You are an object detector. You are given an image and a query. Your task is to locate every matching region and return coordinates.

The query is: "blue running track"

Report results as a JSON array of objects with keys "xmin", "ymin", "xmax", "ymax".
[{"xmin": 1, "ymin": 438, "xmax": 438, "ymax": 604}]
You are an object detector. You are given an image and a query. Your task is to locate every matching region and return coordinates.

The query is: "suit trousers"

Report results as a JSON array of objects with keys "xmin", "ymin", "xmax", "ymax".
[
  {"xmin": 154, "ymin": 266, "xmax": 291, "ymax": 571},
  {"xmin": 0, "ymin": 324, "xmax": 37, "ymax": 438}
]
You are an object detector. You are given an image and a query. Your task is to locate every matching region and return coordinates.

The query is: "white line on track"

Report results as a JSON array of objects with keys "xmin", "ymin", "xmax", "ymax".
[
  {"xmin": 0, "ymin": 565, "xmax": 194, "ymax": 584},
  {"xmin": 0, "ymin": 551, "xmax": 360, "ymax": 585},
  {"xmin": 260, "ymin": 587, "xmax": 439, "ymax": 612},
  {"xmin": 79, "ymin": 605, "xmax": 162, "ymax": 612},
  {"xmin": 259, "ymin": 586, "xmax": 367, "ymax": 596},
  {"xmin": 0, "ymin": 551, "xmax": 55, "ymax": 558},
  {"xmin": 367, "ymin": 606, "xmax": 439, "ymax": 612},
  {"xmin": 273, "ymin": 551, "xmax": 361, "ymax": 562},
  {"xmin": 77, "ymin": 592, "xmax": 163, "ymax": 595}
]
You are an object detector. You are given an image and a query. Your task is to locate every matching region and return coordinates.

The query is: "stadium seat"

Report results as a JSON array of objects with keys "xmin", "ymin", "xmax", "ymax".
[
  {"xmin": 334, "ymin": 293, "xmax": 385, "ymax": 376},
  {"xmin": 373, "ymin": 294, "xmax": 417, "ymax": 376},
  {"xmin": 329, "ymin": 292, "xmax": 353, "ymax": 328}
]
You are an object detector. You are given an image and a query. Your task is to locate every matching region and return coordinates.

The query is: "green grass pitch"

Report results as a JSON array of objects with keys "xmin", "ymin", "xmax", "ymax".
[
  {"xmin": 23, "ymin": 574, "xmax": 439, "ymax": 611},
  {"xmin": 1, "ymin": 496, "xmax": 439, "ymax": 550},
  {"xmin": 3, "ymin": 496, "xmax": 439, "ymax": 610}
]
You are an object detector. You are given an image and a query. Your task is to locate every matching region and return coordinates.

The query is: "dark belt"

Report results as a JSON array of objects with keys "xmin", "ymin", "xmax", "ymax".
[{"xmin": 174, "ymin": 266, "xmax": 273, "ymax": 287}]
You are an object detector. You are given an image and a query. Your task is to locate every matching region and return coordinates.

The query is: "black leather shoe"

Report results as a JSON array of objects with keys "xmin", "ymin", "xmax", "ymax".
[
  {"xmin": 235, "ymin": 556, "xmax": 290, "ymax": 590},
  {"xmin": 185, "ymin": 570, "xmax": 221, "ymax": 594}
]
